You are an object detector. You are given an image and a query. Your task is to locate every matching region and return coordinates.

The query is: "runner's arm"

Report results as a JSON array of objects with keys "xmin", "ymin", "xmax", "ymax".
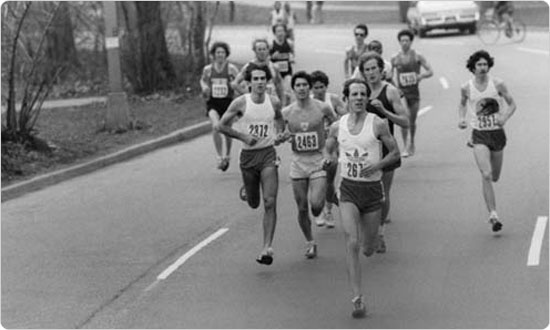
[
  {"xmin": 373, "ymin": 117, "xmax": 400, "ymax": 171},
  {"xmin": 495, "ymin": 79, "xmax": 517, "ymax": 125},
  {"xmin": 343, "ymin": 47, "xmax": 352, "ymax": 78},
  {"xmin": 330, "ymin": 94, "xmax": 348, "ymax": 117},
  {"xmin": 417, "ymin": 53, "xmax": 434, "ymax": 81},
  {"xmin": 323, "ymin": 122, "xmax": 339, "ymax": 162},
  {"xmin": 458, "ymin": 84, "xmax": 469, "ymax": 129},
  {"xmin": 322, "ymin": 102, "xmax": 338, "ymax": 125},
  {"xmin": 386, "ymin": 86, "xmax": 410, "ymax": 128},
  {"xmin": 228, "ymin": 63, "xmax": 242, "ymax": 96},
  {"xmin": 217, "ymin": 96, "xmax": 252, "ymax": 144},
  {"xmin": 200, "ymin": 66, "xmax": 211, "ymax": 97}
]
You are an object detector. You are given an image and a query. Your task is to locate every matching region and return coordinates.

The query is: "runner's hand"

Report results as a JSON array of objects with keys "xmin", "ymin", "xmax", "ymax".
[
  {"xmin": 367, "ymin": 100, "xmax": 385, "ymax": 118},
  {"xmin": 360, "ymin": 163, "xmax": 377, "ymax": 178},
  {"xmin": 246, "ymin": 135, "xmax": 259, "ymax": 146},
  {"xmin": 201, "ymin": 87, "xmax": 210, "ymax": 99}
]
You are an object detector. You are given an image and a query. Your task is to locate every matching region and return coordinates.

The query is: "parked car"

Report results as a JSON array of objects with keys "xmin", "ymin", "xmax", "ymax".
[{"xmin": 406, "ymin": 1, "xmax": 480, "ymax": 37}]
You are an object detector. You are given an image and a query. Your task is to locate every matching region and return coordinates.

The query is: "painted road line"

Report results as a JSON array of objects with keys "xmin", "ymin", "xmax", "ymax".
[
  {"xmin": 439, "ymin": 77, "xmax": 449, "ymax": 90},
  {"xmin": 528, "ymin": 216, "xmax": 548, "ymax": 266},
  {"xmin": 418, "ymin": 105, "xmax": 433, "ymax": 117},
  {"xmin": 517, "ymin": 47, "xmax": 549, "ymax": 56},
  {"xmin": 314, "ymin": 49, "xmax": 342, "ymax": 55},
  {"xmin": 157, "ymin": 228, "xmax": 229, "ymax": 280}
]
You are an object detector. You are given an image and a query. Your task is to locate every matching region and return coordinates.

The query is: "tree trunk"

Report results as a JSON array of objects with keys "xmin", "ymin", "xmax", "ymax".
[
  {"xmin": 229, "ymin": 1, "xmax": 235, "ymax": 22},
  {"xmin": 120, "ymin": 2, "xmax": 175, "ymax": 94},
  {"xmin": 45, "ymin": 2, "xmax": 79, "ymax": 75},
  {"xmin": 192, "ymin": 2, "xmax": 206, "ymax": 74}
]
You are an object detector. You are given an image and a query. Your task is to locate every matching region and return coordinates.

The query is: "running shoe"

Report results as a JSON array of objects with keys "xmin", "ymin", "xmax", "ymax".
[
  {"xmin": 315, "ymin": 215, "xmax": 326, "ymax": 227},
  {"xmin": 489, "ymin": 217, "xmax": 503, "ymax": 232},
  {"xmin": 376, "ymin": 235, "xmax": 386, "ymax": 253},
  {"xmin": 220, "ymin": 156, "xmax": 230, "ymax": 172},
  {"xmin": 256, "ymin": 247, "xmax": 274, "ymax": 265},
  {"xmin": 216, "ymin": 157, "xmax": 224, "ymax": 170},
  {"xmin": 305, "ymin": 242, "xmax": 317, "ymax": 259},
  {"xmin": 325, "ymin": 211, "xmax": 335, "ymax": 228},
  {"xmin": 351, "ymin": 295, "xmax": 366, "ymax": 318},
  {"xmin": 239, "ymin": 186, "xmax": 247, "ymax": 202},
  {"xmin": 383, "ymin": 217, "xmax": 392, "ymax": 224}
]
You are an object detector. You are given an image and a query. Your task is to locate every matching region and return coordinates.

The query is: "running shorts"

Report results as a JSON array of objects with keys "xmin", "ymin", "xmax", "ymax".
[
  {"xmin": 206, "ymin": 98, "xmax": 233, "ymax": 117},
  {"xmin": 472, "ymin": 129, "xmax": 506, "ymax": 152},
  {"xmin": 240, "ymin": 146, "xmax": 278, "ymax": 176},
  {"xmin": 402, "ymin": 88, "xmax": 420, "ymax": 103},
  {"xmin": 290, "ymin": 152, "xmax": 326, "ymax": 180},
  {"xmin": 339, "ymin": 178, "xmax": 384, "ymax": 213}
]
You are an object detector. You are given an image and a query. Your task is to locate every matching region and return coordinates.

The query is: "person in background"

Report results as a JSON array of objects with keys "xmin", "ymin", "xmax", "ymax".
[
  {"xmin": 200, "ymin": 41, "xmax": 240, "ymax": 171},
  {"xmin": 344, "ymin": 24, "xmax": 369, "ymax": 79},
  {"xmin": 283, "ymin": 2, "xmax": 298, "ymax": 41}
]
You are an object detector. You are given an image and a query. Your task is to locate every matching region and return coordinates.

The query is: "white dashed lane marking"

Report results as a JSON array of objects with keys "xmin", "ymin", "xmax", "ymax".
[{"xmin": 528, "ymin": 216, "xmax": 548, "ymax": 267}]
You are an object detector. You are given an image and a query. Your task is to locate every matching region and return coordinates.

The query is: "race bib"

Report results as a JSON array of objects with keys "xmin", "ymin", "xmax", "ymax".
[
  {"xmin": 248, "ymin": 122, "xmax": 270, "ymax": 138},
  {"xmin": 294, "ymin": 131, "xmax": 319, "ymax": 152},
  {"xmin": 211, "ymin": 78, "xmax": 229, "ymax": 98},
  {"xmin": 343, "ymin": 160, "xmax": 369, "ymax": 179},
  {"xmin": 274, "ymin": 61, "xmax": 289, "ymax": 73},
  {"xmin": 398, "ymin": 72, "xmax": 418, "ymax": 87},
  {"xmin": 477, "ymin": 114, "xmax": 499, "ymax": 130}
]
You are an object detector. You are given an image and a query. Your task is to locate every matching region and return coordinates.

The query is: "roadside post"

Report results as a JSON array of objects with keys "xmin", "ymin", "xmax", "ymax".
[{"xmin": 103, "ymin": 1, "xmax": 130, "ymax": 132}]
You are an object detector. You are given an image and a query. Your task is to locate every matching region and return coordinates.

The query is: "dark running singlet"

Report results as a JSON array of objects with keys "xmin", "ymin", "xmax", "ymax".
[
  {"xmin": 209, "ymin": 62, "xmax": 234, "ymax": 100},
  {"xmin": 392, "ymin": 50, "xmax": 421, "ymax": 100},
  {"xmin": 270, "ymin": 39, "xmax": 293, "ymax": 78},
  {"xmin": 369, "ymin": 83, "xmax": 401, "ymax": 171}
]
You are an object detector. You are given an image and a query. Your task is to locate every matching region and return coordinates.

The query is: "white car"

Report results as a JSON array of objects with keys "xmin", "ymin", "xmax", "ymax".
[{"xmin": 406, "ymin": 1, "xmax": 480, "ymax": 37}]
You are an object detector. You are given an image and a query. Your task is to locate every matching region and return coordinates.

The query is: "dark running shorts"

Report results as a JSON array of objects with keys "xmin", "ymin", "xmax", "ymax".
[
  {"xmin": 402, "ymin": 88, "xmax": 420, "ymax": 103},
  {"xmin": 206, "ymin": 98, "xmax": 233, "ymax": 117},
  {"xmin": 472, "ymin": 129, "xmax": 507, "ymax": 152},
  {"xmin": 240, "ymin": 146, "xmax": 278, "ymax": 176},
  {"xmin": 339, "ymin": 179, "xmax": 384, "ymax": 214}
]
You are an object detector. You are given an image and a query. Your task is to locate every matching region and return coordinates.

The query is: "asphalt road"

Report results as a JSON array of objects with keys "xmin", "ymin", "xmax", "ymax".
[{"xmin": 2, "ymin": 24, "xmax": 548, "ymax": 328}]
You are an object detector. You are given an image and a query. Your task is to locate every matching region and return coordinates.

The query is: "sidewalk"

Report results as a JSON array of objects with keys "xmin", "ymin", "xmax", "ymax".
[{"xmin": 1, "ymin": 96, "xmax": 107, "ymax": 114}]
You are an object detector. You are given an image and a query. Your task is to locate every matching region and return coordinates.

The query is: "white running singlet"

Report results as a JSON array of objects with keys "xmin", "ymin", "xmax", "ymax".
[{"xmin": 239, "ymin": 94, "xmax": 276, "ymax": 150}]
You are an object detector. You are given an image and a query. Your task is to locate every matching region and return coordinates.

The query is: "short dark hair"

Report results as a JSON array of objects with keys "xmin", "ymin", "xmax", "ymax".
[
  {"xmin": 354, "ymin": 24, "xmax": 369, "ymax": 36},
  {"xmin": 466, "ymin": 50, "xmax": 494, "ymax": 73},
  {"xmin": 210, "ymin": 41, "xmax": 231, "ymax": 57},
  {"xmin": 291, "ymin": 71, "xmax": 312, "ymax": 89},
  {"xmin": 358, "ymin": 52, "xmax": 385, "ymax": 73},
  {"xmin": 310, "ymin": 70, "xmax": 329, "ymax": 87},
  {"xmin": 251, "ymin": 38, "xmax": 270, "ymax": 51},
  {"xmin": 397, "ymin": 29, "xmax": 415, "ymax": 42},
  {"xmin": 244, "ymin": 62, "xmax": 272, "ymax": 82},
  {"xmin": 367, "ymin": 40, "xmax": 383, "ymax": 53},
  {"xmin": 272, "ymin": 23, "xmax": 287, "ymax": 34},
  {"xmin": 342, "ymin": 78, "xmax": 370, "ymax": 100}
]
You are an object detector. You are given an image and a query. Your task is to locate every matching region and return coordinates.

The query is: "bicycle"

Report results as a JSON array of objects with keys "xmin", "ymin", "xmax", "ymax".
[{"xmin": 476, "ymin": 8, "xmax": 526, "ymax": 45}]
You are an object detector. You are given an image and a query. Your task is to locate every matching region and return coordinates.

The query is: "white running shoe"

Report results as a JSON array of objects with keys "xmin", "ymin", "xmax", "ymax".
[
  {"xmin": 315, "ymin": 214, "xmax": 325, "ymax": 227},
  {"xmin": 325, "ymin": 211, "xmax": 335, "ymax": 228}
]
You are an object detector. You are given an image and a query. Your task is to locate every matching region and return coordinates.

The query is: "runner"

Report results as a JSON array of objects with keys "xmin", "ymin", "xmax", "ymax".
[
  {"xmin": 344, "ymin": 24, "xmax": 369, "ymax": 79},
  {"xmin": 458, "ymin": 50, "xmax": 516, "ymax": 232},
  {"xmin": 270, "ymin": 23, "xmax": 295, "ymax": 105},
  {"xmin": 359, "ymin": 53, "xmax": 409, "ymax": 253},
  {"xmin": 310, "ymin": 70, "xmax": 346, "ymax": 228},
  {"xmin": 351, "ymin": 40, "xmax": 392, "ymax": 83},
  {"xmin": 235, "ymin": 38, "xmax": 285, "ymax": 104},
  {"xmin": 217, "ymin": 63, "xmax": 288, "ymax": 265},
  {"xmin": 200, "ymin": 41, "xmax": 240, "ymax": 171},
  {"xmin": 269, "ymin": 1, "xmax": 286, "ymax": 29},
  {"xmin": 324, "ymin": 78, "xmax": 400, "ymax": 318},
  {"xmin": 282, "ymin": 71, "xmax": 337, "ymax": 258},
  {"xmin": 391, "ymin": 29, "xmax": 433, "ymax": 157},
  {"xmin": 283, "ymin": 2, "xmax": 297, "ymax": 41}
]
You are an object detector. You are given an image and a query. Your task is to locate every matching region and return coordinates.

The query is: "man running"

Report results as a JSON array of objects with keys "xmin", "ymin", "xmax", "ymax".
[
  {"xmin": 235, "ymin": 38, "xmax": 285, "ymax": 104},
  {"xmin": 359, "ymin": 53, "xmax": 409, "ymax": 253},
  {"xmin": 344, "ymin": 24, "xmax": 369, "ymax": 79},
  {"xmin": 352, "ymin": 40, "xmax": 393, "ymax": 83},
  {"xmin": 458, "ymin": 50, "xmax": 516, "ymax": 232},
  {"xmin": 270, "ymin": 23, "xmax": 295, "ymax": 105},
  {"xmin": 391, "ymin": 29, "xmax": 433, "ymax": 157},
  {"xmin": 310, "ymin": 70, "xmax": 346, "ymax": 228},
  {"xmin": 282, "ymin": 71, "xmax": 337, "ymax": 258},
  {"xmin": 324, "ymin": 78, "xmax": 400, "ymax": 318},
  {"xmin": 200, "ymin": 41, "xmax": 240, "ymax": 171},
  {"xmin": 218, "ymin": 63, "xmax": 287, "ymax": 265}
]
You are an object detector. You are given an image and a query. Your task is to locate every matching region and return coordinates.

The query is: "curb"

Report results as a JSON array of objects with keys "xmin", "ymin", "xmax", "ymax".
[{"xmin": 1, "ymin": 121, "xmax": 212, "ymax": 202}]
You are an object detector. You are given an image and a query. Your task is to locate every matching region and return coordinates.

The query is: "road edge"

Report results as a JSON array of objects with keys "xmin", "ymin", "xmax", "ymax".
[{"xmin": 1, "ymin": 121, "xmax": 211, "ymax": 202}]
